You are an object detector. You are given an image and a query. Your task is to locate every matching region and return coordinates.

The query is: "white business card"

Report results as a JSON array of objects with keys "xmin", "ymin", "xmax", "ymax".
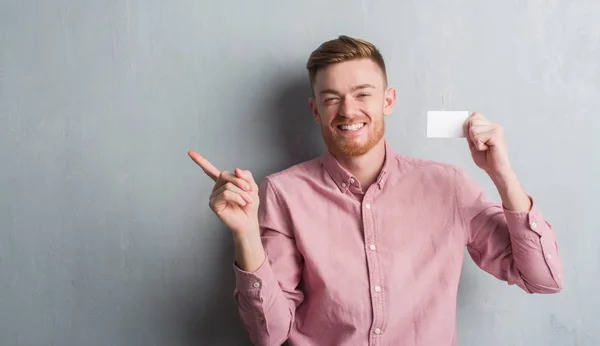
[{"xmin": 427, "ymin": 111, "xmax": 469, "ymax": 138}]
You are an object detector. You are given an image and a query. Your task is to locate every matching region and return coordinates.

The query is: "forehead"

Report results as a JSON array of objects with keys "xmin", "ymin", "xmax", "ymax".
[{"xmin": 313, "ymin": 58, "xmax": 385, "ymax": 93}]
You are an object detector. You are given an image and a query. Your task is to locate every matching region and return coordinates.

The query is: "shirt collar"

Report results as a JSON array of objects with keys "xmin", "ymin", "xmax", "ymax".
[{"xmin": 320, "ymin": 139, "xmax": 394, "ymax": 193}]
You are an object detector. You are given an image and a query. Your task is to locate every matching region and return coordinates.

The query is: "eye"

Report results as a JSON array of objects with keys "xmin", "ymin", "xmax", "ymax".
[
  {"xmin": 323, "ymin": 97, "xmax": 339, "ymax": 104},
  {"xmin": 357, "ymin": 93, "xmax": 370, "ymax": 98}
]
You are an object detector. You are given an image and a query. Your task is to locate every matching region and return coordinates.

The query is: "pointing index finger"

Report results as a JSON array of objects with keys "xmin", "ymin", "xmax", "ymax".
[{"xmin": 188, "ymin": 151, "xmax": 220, "ymax": 181}]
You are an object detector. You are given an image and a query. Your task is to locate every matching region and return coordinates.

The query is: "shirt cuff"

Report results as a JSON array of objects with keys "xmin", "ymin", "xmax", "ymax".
[
  {"xmin": 503, "ymin": 195, "xmax": 546, "ymax": 237},
  {"xmin": 233, "ymin": 253, "xmax": 276, "ymax": 299}
]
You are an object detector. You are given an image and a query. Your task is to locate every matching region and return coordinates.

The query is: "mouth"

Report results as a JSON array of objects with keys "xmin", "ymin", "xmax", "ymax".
[{"xmin": 336, "ymin": 122, "xmax": 367, "ymax": 132}]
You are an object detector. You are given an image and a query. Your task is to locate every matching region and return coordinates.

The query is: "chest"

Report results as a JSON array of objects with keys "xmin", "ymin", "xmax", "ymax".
[{"xmin": 289, "ymin": 179, "xmax": 465, "ymax": 287}]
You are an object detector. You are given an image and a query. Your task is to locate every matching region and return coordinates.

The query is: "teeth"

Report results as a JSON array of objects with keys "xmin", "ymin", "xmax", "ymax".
[{"xmin": 340, "ymin": 123, "xmax": 365, "ymax": 131}]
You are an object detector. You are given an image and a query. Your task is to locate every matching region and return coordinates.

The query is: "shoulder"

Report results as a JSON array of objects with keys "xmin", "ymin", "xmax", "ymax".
[
  {"xmin": 391, "ymin": 153, "xmax": 462, "ymax": 179},
  {"xmin": 390, "ymin": 154, "xmax": 482, "ymax": 199},
  {"xmin": 258, "ymin": 157, "xmax": 322, "ymax": 192}
]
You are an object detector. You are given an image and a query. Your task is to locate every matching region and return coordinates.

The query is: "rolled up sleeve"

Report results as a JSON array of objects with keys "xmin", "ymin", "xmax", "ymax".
[{"xmin": 503, "ymin": 199, "xmax": 564, "ymax": 292}]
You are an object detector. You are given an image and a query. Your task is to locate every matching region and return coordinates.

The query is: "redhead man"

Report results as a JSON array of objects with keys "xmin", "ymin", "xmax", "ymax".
[{"xmin": 189, "ymin": 35, "xmax": 563, "ymax": 346}]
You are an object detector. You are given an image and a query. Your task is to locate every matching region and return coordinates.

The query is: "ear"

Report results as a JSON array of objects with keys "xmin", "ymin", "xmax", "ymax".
[
  {"xmin": 383, "ymin": 87, "xmax": 396, "ymax": 116},
  {"xmin": 308, "ymin": 97, "xmax": 322, "ymax": 124}
]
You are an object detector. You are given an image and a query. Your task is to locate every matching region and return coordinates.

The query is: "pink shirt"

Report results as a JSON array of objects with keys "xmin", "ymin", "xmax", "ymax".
[{"xmin": 233, "ymin": 141, "xmax": 564, "ymax": 346}]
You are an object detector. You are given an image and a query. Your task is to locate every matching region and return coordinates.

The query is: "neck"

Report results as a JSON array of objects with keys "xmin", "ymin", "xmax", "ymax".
[{"xmin": 335, "ymin": 139, "xmax": 386, "ymax": 188}]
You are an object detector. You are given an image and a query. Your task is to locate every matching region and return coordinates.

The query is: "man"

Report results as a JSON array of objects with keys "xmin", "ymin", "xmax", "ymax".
[{"xmin": 188, "ymin": 35, "xmax": 564, "ymax": 346}]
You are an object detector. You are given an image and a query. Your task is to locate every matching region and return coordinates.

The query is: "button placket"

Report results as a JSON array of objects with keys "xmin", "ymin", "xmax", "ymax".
[{"xmin": 362, "ymin": 190, "xmax": 384, "ymax": 340}]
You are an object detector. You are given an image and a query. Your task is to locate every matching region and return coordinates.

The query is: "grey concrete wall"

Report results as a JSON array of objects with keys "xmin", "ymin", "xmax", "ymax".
[{"xmin": 1, "ymin": 1, "xmax": 598, "ymax": 345}]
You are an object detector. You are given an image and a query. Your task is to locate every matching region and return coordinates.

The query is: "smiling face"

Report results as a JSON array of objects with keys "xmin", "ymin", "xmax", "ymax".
[{"xmin": 309, "ymin": 58, "xmax": 396, "ymax": 157}]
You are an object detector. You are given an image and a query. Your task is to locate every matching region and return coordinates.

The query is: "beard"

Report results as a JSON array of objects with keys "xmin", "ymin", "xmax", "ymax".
[{"xmin": 322, "ymin": 117, "xmax": 385, "ymax": 157}]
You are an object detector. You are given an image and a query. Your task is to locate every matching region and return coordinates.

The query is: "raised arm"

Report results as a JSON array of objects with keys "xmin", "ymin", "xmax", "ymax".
[
  {"xmin": 188, "ymin": 151, "xmax": 303, "ymax": 345},
  {"xmin": 232, "ymin": 178, "xmax": 305, "ymax": 346},
  {"xmin": 458, "ymin": 113, "xmax": 564, "ymax": 293}
]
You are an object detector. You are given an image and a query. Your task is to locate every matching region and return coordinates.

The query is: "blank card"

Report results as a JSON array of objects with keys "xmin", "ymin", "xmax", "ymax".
[{"xmin": 426, "ymin": 111, "xmax": 469, "ymax": 138}]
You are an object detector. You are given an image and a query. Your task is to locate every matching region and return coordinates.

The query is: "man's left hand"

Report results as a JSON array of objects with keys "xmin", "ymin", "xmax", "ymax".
[{"xmin": 463, "ymin": 112, "xmax": 513, "ymax": 178}]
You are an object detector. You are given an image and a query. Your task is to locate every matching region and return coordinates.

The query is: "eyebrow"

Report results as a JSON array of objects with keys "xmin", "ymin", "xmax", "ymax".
[{"xmin": 318, "ymin": 84, "xmax": 376, "ymax": 96}]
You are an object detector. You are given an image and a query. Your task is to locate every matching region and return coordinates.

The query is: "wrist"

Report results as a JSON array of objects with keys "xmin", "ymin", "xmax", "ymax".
[
  {"xmin": 233, "ymin": 228, "xmax": 265, "ymax": 272},
  {"xmin": 232, "ymin": 224, "xmax": 261, "ymax": 245},
  {"xmin": 487, "ymin": 168, "xmax": 517, "ymax": 189},
  {"xmin": 488, "ymin": 170, "xmax": 532, "ymax": 212}
]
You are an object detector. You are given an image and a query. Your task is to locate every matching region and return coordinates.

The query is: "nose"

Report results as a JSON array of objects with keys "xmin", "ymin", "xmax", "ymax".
[{"xmin": 338, "ymin": 96, "xmax": 359, "ymax": 119}]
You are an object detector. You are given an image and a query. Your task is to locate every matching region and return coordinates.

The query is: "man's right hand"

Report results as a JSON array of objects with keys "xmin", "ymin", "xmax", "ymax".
[
  {"xmin": 188, "ymin": 151, "xmax": 260, "ymax": 236},
  {"xmin": 188, "ymin": 150, "xmax": 265, "ymax": 272}
]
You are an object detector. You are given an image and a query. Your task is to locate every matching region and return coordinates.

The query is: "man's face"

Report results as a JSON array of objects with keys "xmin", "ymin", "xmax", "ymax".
[{"xmin": 309, "ymin": 58, "xmax": 396, "ymax": 157}]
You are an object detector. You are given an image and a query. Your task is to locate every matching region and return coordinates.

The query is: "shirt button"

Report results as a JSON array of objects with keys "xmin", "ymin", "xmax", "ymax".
[
  {"xmin": 546, "ymin": 254, "xmax": 551, "ymax": 260},
  {"xmin": 369, "ymin": 244, "xmax": 376, "ymax": 251},
  {"xmin": 531, "ymin": 221, "xmax": 537, "ymax": 229},
  {"xmin": 365, "ymin": 203, "xmax": 371, "ymax": 209},
  {"xmin": 349, "ymin": 178, "xmax": 355, "ymax": 184},
  {"xmin": 374, "ymin": 285, "xmax": 381, "ymax": 292},
  {"xmin": 341, "ymin": 183, "xmax": 347, "ymax": 188},
  {"xmin": 374, "ymin": 328, "xmax": 381, "ymax": 334},
  {"xmin": 253, "ymin": 282, "xmax": 260, "ymax": 288}
]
